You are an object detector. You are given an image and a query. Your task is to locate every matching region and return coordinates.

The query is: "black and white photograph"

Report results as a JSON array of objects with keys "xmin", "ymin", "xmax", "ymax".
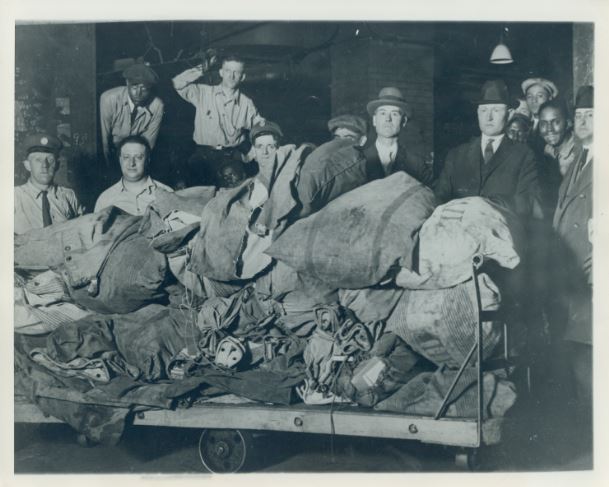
[{"xmin": 3, "ymin": 0, "xmax": 608, "ymax": 481}]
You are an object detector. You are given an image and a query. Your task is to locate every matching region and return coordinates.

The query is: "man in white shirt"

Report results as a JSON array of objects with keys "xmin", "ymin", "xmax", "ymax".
[
  {"xmin": 362, "ymin": 87, "xmax": 433, "ymax": 186},
  {"xmin": 99, "ymin": 63, "xmax": 164, "ymax": 167},
  {"xmin": 95, "ymin": 135, "xmax": 172, "ymax": 216},
  {"xmin": 14, "ymin": 133, "xmax": 84, "ymax": 234},
  {"xmin": 172, "ymin": 54, "xmax": 264, "ymax": 186}
]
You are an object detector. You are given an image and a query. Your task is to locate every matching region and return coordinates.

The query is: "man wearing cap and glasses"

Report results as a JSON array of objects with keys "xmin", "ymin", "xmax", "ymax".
[
  {"xmin": 172, "ymin": 54, "xmax": 265, "ymax": 187},
  {"xmin": 100, "ymin": 63, "xmax": 165, "ymax": 167},
  {"xmin": 362, "ymin": 87, "xmax": 433, "ymax": 186},
  {"xmin": 434, "ymin": 79, "xmax": 541, "ymax": 217},
  {"xmin": 14, "ymin": 133, "xmax": 84, "ymax": 234}
]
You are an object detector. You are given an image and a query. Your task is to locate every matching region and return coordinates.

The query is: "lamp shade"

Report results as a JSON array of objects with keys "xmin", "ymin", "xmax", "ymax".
[{"xmin": 490, "ymin": 43, "xmax": 513, "ymax": 64}]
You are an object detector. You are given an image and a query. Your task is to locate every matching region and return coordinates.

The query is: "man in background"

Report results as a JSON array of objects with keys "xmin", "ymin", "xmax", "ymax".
[
  {"xmin": 100, "ymin": 63, "xmax": 164, "ymax": 168},
  {"xmin": 362, "ymin": 87, "xmax": 433, "ymax": 186},
  {"xmin": 172, "ymin": 54, "xmax": 264, "ymax": 186},
  {"xmin": 14, "ymin": 133, "xmax": 84, "ymax": 234},
  {"xmin": 434, "ymin": 79, "xmax": 540, "ymax": 218}
]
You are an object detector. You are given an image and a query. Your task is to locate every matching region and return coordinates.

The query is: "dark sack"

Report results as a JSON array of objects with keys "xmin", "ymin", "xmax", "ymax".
[
  {"xmin": 267, "ymin": 172, "xmax": 436, "ymax": 289},
  {"xmin": 69, "ymin": 232, "xmax": 169, "ymax": 314}
]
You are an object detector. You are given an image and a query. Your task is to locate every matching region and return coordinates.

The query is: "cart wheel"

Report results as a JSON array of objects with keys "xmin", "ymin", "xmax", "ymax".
[
  {"xmin": 198, "ymin": 429, "xmax": 254, "ymax": 473},
  {"xmin": 454, "ymin": 448, "xmax": 479, "ymax": 471}
]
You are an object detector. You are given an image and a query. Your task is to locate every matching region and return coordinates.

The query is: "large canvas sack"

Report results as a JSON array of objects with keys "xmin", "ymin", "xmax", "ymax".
[
  {"xmin": 68, "ymin": 232, "xmax": 169, "ymax": 314},
  {"xmin": 397, "ymin": 197, "xmax": 523, "ymax": 290},
  {"xmin": 386, "ymin": 273, "xmax": 502, "ymax": 368},
  {"xmin": 266, "ymin": 172, "xmax": 436, "ymax": 289}
]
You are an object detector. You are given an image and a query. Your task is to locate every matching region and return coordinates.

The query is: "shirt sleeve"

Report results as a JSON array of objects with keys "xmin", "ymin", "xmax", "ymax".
[
  {"xmin": 172, "ymin": 69, "xmax": 205, "ymax": 105},
  {"xmin": 94, "ymin": 190, "xmax": 111, "ymax": 213},
  {"xmin": 66, "ymin": 189, "xmax": 85, "ymax": 217},
  {"xmin": 99, "ymin": 90, "xmax": 114, "ymax": 162}
]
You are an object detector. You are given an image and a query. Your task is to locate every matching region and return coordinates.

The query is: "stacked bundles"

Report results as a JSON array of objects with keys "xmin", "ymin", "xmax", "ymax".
[{"xmin": 14, "ymin": 176, "xmax": 523, "ymax": 444}]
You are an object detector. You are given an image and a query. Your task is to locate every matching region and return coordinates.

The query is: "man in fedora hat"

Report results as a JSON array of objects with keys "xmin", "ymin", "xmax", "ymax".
[
  {"xmin": 362, "ymin": 87, "xmax": 433, "ymax": 186},
  {"xmin": 100, "ymin": 63, "xmax": 165, "ymax": 167},
  {"xmin": 552, "ymin": 87, "xmax": 593, "ymax": 441},
  {"xmin": 434, "ymin": 79, "xmax": 541, "ymax": 217},
  {"xmin": 15, "ymin": 133, "xmax": 84, "ymax": 234}
]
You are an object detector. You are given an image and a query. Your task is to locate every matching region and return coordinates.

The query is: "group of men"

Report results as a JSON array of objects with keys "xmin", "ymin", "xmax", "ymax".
[{"xmin": 14, "ymin": 56, "xmax": 594, "ymax": 444}]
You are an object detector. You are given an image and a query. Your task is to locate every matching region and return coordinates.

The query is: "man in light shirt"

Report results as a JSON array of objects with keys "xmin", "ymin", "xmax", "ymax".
[
  {"xmin": 99, "ymin": 63, "xmax": 164, "ymax": 168},
  {"xmin": 434, "ymin": 79, "xmax": 540, "ymax": 217},
  {"xmin": 95, "ymin": 135, "xmax": 172, "ymax": 215},
  {"xmin": 172, "ymin": 54, "xmax": 264, "ymax": 187},
  {"xmin": 362, "ymin": 87, "xmax": 433, "ymax": 186},
  {"xmin": 14, "ymin": 133, "xmax": 84, "ymax": 234}
]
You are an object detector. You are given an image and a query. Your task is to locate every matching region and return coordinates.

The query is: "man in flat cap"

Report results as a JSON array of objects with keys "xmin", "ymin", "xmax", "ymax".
[
  {"xmin": 522, "ymin": 77, "xmax": 559, "ymax": 131},
  {"xmin": 295, "ymin": 114, "xmax": 371, "ymax": 219},
  {"xmin": 362, "ymin": 87, "xmax": 433, "ymax": 186},
  {"xmin": 100, "ymin": 63, "xmax": 164, "ymax": 167},
  {"xmin": 172, "ymin": 54, "xmax": 265, "ymax": 186},
  {"xmin": 327, "ymin": 114, "xmax": 368, "ymax": 146},
  {"xmin": 434, "ymin": 79, "xmax": 541, "ymax": 217},
  {"xmin": 14, "ymin": 133, "xmax": 84, "ymax": 234}
]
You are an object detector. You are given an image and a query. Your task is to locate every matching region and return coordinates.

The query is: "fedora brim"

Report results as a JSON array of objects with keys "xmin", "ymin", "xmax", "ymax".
[
  {"xmin": 473, "ymin": 97, "xmax": 519, "ymax": 109},
  {"xmin": 367, "ymin": 100, "xmax": 412, "ymax": 118}
]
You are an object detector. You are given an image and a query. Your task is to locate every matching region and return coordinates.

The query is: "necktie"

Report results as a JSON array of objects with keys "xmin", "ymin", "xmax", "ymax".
[
  {"xmin": 483, "ymin": 139, "xmax": 495, "ymax": 164},
  {"xmin": 130, "ymin": 108, "xmax": 138, "ymax": 126},
  {"xmin": 41, "ymin": 190, "xmax": 52, "ymax": 227}
]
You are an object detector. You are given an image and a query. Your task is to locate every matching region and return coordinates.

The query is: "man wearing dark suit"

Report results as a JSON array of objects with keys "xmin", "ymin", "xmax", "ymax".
[
  {"xmin": 434, "ymin": 79, "xmax": 541, "ymax": 218},
  {"xmin": 362, "ymin": 87, "xmax": 433, "ymax": 186},
  {"xmin": 552, "ymin": 86, "xmax": 593, "ymax": 452}
]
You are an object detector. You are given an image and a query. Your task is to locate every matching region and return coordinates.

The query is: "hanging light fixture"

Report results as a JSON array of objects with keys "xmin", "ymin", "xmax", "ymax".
[{"xmin": 490, "ymin": 26, "xmax": 513, "ymax": 64}]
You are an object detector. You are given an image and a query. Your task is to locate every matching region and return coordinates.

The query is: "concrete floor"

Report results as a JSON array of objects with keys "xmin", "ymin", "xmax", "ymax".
[{"xmin": 14, "ymin": 399, "xmax": 592, "ymax": 474}]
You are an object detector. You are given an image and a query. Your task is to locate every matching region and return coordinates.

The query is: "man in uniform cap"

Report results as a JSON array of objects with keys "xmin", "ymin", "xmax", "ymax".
[
  {"xmin": 100, "ymin": 62, "xmax": 164, "ymax": 166},
  {"xmin": 327, "ymin": 114, "xmax": 368, "ymax": 146},
  {"xmin": 14, "ymin": 133, "xmax": 84, "ymax": 234},
  {"xmin": 362, "ymin": 87, "xmax": 433, "ymax": 186},
  {"xmin": 435, "ymin": 79, "xmax": 541, "ymax": 217},
  {"xmin": 552, "ymin": 87, "xmax": 593, "ymax": 442}
]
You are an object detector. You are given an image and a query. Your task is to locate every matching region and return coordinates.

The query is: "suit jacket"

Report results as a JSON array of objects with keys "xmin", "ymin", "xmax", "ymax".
[
  {"xmin": 552, "ymin": 153, "xmax": 592, "ymax": 344},
  {"xmin": 362, "ymin": 140, "xmax": 434, "ymax": 187},
  {"xmin": 553, "ymin": 153, "xmax": 592, "ymax": 279},
  {"xmin": 434, "ymin": 136, "xmax": 541, "ymax": 217}
]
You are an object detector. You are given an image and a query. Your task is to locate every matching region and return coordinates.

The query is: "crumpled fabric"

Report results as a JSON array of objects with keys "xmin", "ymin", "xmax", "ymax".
[
  {"xmin": 397, "ymin": 197, "xmax": 523, "ymax": 290},
  {"xmin": 23, "ymin": 269, "xmax": 70, "ymax": 304},
  {"xmin": 332, "ymin": 332, "xmax": 431, "ymax": 407},
  {"xmin": 338, "ymin": 286, "xmax": 404, "ymax": 323},
  {"xmin": 14, "ymin": 285, "xmax": 93, "ymax": 335},
  {"xmin": 68, "ymin": 232, "xmax": 169, "ymax": 314},
  {"xmin": 387, "ymin": 273, "xmax": 502, "ymax": 369},
  {"xmin": 303, "ymin": 327, "xmax": 336, "ymax": 389},
  {"xmin": 375, "ymin": 367, "xmax": 517, "ymax": 419},
  {"xmin": 15, "ymin": 206, "xmax": 141, "ymax": 289},
  {"xmin": 189, "ymin": 144, "xmax": 312, "ymax": 282}
]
